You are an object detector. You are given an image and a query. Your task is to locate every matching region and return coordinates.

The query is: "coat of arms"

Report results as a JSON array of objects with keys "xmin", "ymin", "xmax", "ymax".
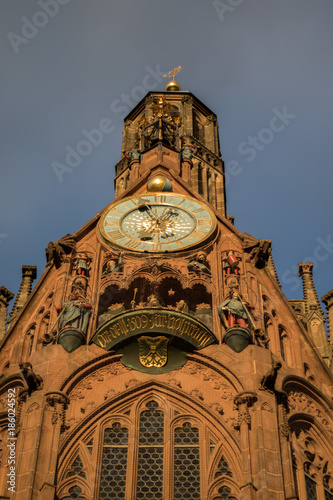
[{"xmin": 138, "ymin": 336, "xmax": 169, "ymax": 368}]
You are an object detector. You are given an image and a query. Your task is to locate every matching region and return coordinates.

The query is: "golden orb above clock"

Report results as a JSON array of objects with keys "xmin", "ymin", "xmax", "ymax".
[{"xmin": 99, "ymin": 193, "xmax": 217, "ymax": 253}]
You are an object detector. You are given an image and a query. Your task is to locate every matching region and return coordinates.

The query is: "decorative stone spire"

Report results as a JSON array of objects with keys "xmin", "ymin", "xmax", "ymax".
[
  {"xmin": 9, "ymin": 265, "xmax": 37, "ymax": 323},
  {"xmin": 298, "ymin": 263, "xmax": 328, "ymax": 360},
  {"xmin": 0, "ymin": 286, "xmax": 14, "ymax": 341},
  {"xmin": 267, "ymin": 253, "xmax": 281, "ymax": 288},
  {"xmin": 321, "ymin": 289, "xmax": 333, "ymax": 342},
  {"xmin": 298, "ymin": 263, "xmax": 322, "ymax": 312}
]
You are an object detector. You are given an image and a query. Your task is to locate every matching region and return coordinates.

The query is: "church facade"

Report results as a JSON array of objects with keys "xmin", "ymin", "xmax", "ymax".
[{"xmin": 0, "ymin": 80, "xmax": 333, "ymax": 500}]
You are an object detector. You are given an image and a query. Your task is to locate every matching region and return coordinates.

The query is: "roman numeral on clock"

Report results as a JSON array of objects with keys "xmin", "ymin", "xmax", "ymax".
[
  {"xmin": 123, "ymin": 239, "xmax": 143, "ymax": 249},
  {"xmin": 107, "ymin": 230, "xmax": 126, "ymax": 240}
]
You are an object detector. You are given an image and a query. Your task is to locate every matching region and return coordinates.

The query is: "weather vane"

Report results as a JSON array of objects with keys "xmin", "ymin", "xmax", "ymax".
[
  {"xmin": 163, "ymin": 66, "xmax": 182, "ymax": 80},
  {"xmin": 163, "ymin": 66, "xmax": 182, "ymax": 91}
]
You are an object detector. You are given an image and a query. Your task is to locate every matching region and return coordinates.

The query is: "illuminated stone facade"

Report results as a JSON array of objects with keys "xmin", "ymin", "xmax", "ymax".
[{"xmin": 0, "ymin": 88, "xmax": 333, "ymax": 500}]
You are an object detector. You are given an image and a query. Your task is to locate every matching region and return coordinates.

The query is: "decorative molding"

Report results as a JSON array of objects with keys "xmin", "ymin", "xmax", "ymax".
[
  {"xmin": 288, "ymin": 391, "xmax": 333, "ymax": 437},
  {"xmin": 234, "ymin": 391, "xmax": 257, "ymax": 430}
]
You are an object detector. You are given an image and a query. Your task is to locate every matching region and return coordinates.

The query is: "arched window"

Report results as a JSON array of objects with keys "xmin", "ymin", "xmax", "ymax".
[
  {"xmin": 57, "ymin": 394, "xmax": 241, "ymax": 500},
  {"xmin": 193, "ymin": 111, "xmax": 204, "ymax": 143}
]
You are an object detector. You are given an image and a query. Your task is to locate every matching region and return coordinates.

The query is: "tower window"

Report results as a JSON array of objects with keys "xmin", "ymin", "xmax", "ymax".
[{"xmin": 193, "ymin": 111, "xmax": 204, "ymax": 143}]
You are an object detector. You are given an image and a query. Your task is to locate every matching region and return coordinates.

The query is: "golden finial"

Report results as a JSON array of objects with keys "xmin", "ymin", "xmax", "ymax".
[{"xmin": 163, "ymin": 66, "xmax": 182, "ymax": 92}]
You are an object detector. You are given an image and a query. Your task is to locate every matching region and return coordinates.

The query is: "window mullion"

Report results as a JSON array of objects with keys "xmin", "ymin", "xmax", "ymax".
[
  {"xmin": 125, "ymin": 422, "xmax": 139, "ymax": 500},
  {"xmin": 164, "ymin": 414, "xmax": 172, "ymax": 500}
]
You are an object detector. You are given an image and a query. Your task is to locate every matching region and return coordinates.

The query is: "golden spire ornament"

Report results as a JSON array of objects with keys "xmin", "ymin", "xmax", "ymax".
[{"xmin": 163, "ymin": 66, "xmax": 182, "ymax": 91}]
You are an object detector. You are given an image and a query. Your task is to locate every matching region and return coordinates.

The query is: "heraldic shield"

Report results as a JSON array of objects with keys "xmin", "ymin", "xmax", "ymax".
[{"xmin": 138, "ymin": 336, "xmax": 169, "ymax": 368}]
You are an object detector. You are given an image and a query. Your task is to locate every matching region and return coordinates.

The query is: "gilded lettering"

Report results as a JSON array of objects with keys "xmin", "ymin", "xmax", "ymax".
[
  {"xmin": 131, "ymin": 317, "xmax": 136, "ymax": 331},
  {"xmin": 167, "ymin": 315, "xmax": 175, "ymax": 330},
  {"xmin": 97, "ymin": 334, "xmax": 106, "ymax": 348},
  {"xmin": 135, "ymin": 315, "xmax": 142, "ymax": 329},
  {"xmin": 119, "ymin": 318, "xmax": 128, "ymax": 335},
  {"xmin": 141, "ymin": 315, "xmax": 148, "ymax": 329},
  {"xmin": 108, "ymin": 326, "xmax": 118, "ymax": 339}
]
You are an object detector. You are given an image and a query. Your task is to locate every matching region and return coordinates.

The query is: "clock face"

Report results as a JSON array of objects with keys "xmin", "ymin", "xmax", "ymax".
[{"xmin": 99, "ymin": 194, "xmax": 216, "ymax": 253}]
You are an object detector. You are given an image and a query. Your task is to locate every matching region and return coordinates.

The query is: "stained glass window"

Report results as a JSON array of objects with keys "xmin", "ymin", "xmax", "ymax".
[
  {"xmin": 62, "ymin": 485, "xmax": 86, "ymax": 499},
  {"xmin": 137, "ymin": 401, "xmax": 164, "ymax": 500},
  {"xmin": 305, "ymin": 473, "xmax": 317, "ymax": 500},
  {"xmin": 215, "ymin": 455, "xmax": 233, "ymax": 478},
  {"xmin": 174, "ymin": 422, "xmax": 200, "ymax": 499},
  {"xmin": 66, "ymin": 456, "xmax": 85, "ymax": 478},
  {"xmin": 99, "ymin": 423, "xmax": 129, "ymax": 499}
]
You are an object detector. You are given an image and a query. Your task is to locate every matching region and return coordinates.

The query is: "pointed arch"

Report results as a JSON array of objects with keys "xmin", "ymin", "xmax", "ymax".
[
  {"xmin": 57, "ymin": 380, "xmax": 243, "ymax": 500},
  {"xmin": 283, "ymin": 376, "xmax": 333, "ymax": 499}
]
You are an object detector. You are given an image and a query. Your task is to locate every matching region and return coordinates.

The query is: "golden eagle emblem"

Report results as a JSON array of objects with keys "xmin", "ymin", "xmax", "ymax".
[{"xmin": 138, "ymin": 336, "xmax": 169, "ymax": 368}]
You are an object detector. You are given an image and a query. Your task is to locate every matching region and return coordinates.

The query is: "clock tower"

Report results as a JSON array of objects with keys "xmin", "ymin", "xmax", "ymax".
[{"xmin": 0, "ymin": 78, "xmax": 333, "ymax": 500}]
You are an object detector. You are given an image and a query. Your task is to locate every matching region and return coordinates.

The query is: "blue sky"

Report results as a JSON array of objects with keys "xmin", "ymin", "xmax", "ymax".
[{"xmin": 1, "ymin": 0, "xmax": 333, "ymax": 310}]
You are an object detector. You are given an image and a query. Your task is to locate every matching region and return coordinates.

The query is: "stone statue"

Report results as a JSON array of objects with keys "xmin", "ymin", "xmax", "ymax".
[
  {"xmin": 218, "ymin": 291, "xmax": 254, "ymax": 329},
  {"xmin": 180, "ymin": 143, "xmax": 197, "ymax": 160},
  {"xmin": 124, "ymin": 149, "xmax": 140, "ymax": 161},
  {"xmin": 222, "ymin": 251, "xmax": 239, "ymax": 275},
  {"xmin": 45, "ymin": 234, "xmax": 75, "ymax": 269},
  {"xmin": 56, "ymin": 292, "xmax": 92, "ymax": 334},
  {"xmin": 19, "ymin": 362, "xmax": 43, "ymax": 396},
  {"xmin": 146, "ymin": 293, "xmax": 162, "ymax": 308},
  {"xmin": 102, "ymin": 254, "xmax": 123, "ymax": 275},
  {"xmin": 243, "ymin": 235, "xmax": 271, "ymax": 269},
  {"xmin": 72, "ymin": 252, "xmax": 90, "ymax": 276},
  {"xmin": 187, "ymin": 251, "xmax": 211, "ymax": 275},
  {"xmin": 260, "ymin": 361, "xmax": 282, "ymax": 392}
]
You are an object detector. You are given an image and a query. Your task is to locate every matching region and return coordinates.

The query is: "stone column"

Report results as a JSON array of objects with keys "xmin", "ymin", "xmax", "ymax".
[
  {"xmin": 201, "ymin": 165, "xmax": 208, "ymax": 200},
  {"xmin": 130, "ymin": 160, "xmax": 140, "ymax": 182},
  {"xmin": 191, "ymin": 162, "xmax": 199, "ymax": 193},
  {"xmin": 250, "ymin": 391, "xmax": 285, "ymax": 499},
  {"xmin": 234, "ymin": 392, "xmax": 257, "ymax": 499},
  {"xmin": 34, "ymin": 392, "xmax": 69, "ymax": 500},
  {"xmin": 321, "ymin": 289, "xmax": 333, "ymax": 343},
  {"xmin": 321, "ymin": 289, "xmax": 333, "ymax": 367},
  {"xmin": 181, "ymin": 160, "xmax": 192, "ymax": 183},
  {"xmin": 9, "ymin": 266, "xmax": 37, "ymax": 323},
  {"xmin": 298, "ymin": 263, "xmax": 327, "ymax": 356},
  {"xmin": 0, "ymin": 286, "xmax": 14, "ymax": 341},
  {"xmin": 276, "ymin": 392, "xmax": 298, "ymax": 500},
  {"xmin": 15, "ymin": 391, "xmax": 68, "ymax": 500}
]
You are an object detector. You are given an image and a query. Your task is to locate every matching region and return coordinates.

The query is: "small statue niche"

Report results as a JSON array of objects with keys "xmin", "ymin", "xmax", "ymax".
[
  {"xmin": 218, "ymin": 291, "xmax": 254, "ymax": 330},
  {"xmin": 222, "ymin": 250, "xmax": 240, "ymax": 275},
  {"xmin": 56, "ymin": 291, "xmax": 92, "ymax": 335},
  {"xmin": 72, "ymin": 252, "xmax": 91, "ymax": 277},
  {"xmin": 187, "ymin": 251, "xmax": 211, "ymax": 275},
  {"xmin": 102, "ymin": 253, "xmax": 123, "ymax": 276}
]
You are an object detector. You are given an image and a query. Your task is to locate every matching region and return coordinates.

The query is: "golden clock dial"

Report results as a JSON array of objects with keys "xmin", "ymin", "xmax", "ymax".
[{"xmin": 99, "ymin": 193, "xmax": 216, "ymax": 252}]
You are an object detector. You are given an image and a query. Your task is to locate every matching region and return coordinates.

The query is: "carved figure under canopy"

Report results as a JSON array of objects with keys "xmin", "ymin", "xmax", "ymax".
[
  {"xmin": 102, "ymin": 254, "xmax": 123, "ymax": 275},
  {"xmin": 56, "ymin": 292, "xmax": 92, "ymax": 334},
  {"xmin": 222, "ymin": 251, "xmax": 239, "ymax": 275},
  {"xmin": 218, "ymin": 291, "xmax": 254, "ymax": 329},
  {"xmin": 72, "ymin": 252, "xmax": 90, "ymax": 276},
  {"xmin": 180, "ymin": 143, "xmax": 197, "ymax": 160},
  {"xmin": 187, "ymin": 251, "xmax": 211, "ymax": 275},
  {"xmin": 124, "ymin": 149, "xmax": 140, "ymax": 161}
]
